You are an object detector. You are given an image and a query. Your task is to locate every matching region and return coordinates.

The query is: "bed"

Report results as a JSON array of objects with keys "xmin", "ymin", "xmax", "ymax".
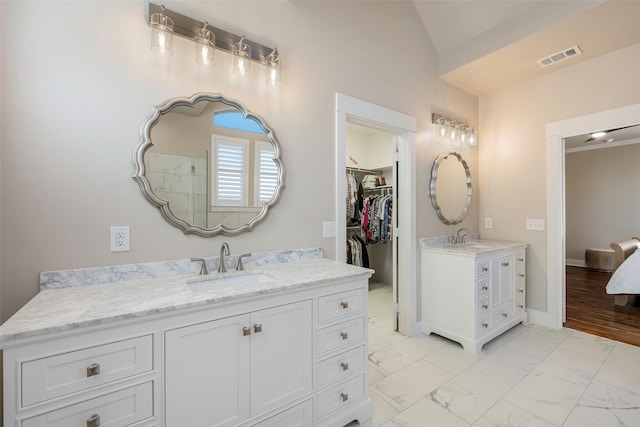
[{"xmin": 606, "ymin": 237, "xmax": 640, "ymax": 306}]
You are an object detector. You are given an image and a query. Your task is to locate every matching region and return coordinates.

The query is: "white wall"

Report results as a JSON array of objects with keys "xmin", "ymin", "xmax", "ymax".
[
  {"xmin": 479, "ymin": 42, "xmax": 640, "ymax": 312},
  {"xmin": 0, "ymin": 1, "xmax": 478, "ymax": 321}
]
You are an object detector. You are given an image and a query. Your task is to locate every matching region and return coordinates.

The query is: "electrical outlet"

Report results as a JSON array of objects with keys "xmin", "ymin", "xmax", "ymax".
[
  {"xmin": 322, "ymin": 221, "xmax": 336, "ymax": 238},
  {"xmin": 526, "ymin": 219, "xmax": 545, "ymax": 231},
  {"xmin": 110, "ymin": 226, "xmax": 130, "ymax": 252},
  {"xmin": 484, "ymin": 217, "xmax": 493, "ymax": 229}
]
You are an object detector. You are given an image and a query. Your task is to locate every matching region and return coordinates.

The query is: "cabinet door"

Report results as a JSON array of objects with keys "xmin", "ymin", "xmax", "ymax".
[
  {"xmin": 491, "ymin": 255, "xmax": 514, "ymax": 307},
  {"xmin": 165, "ymin": 314, "xmax": 251, "ymax": 427},
  {"xmin": 250, "ymin": 300, "xmax": 313, "ymax": 416}
]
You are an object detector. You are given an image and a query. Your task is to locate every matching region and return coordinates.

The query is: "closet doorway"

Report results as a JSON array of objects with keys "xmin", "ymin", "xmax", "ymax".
[{"xmin": 336, "ymin": 93, "xmax": 417, "ymax": 336}]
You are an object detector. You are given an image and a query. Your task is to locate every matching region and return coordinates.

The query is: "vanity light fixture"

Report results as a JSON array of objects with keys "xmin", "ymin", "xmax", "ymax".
[
  {"xmin": 147, "ymin": 3, "xmax": 281, "ymax": 85},
  {"xmin": 149, "ymin": 5, "xmax": 174, "ymax": 56},
  {"xmin": 195, "ymin": 22, "xmax": 215, "ymax": 67},
  {"xmin": 432, "ymin": 113, "xmax": 478, "ymax": 147}
]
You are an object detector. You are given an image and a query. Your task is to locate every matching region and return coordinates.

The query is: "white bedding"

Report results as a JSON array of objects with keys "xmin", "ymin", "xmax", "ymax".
[{"xmin": 606, "ymin": 249, "xmax": 640, "ymax": 294}]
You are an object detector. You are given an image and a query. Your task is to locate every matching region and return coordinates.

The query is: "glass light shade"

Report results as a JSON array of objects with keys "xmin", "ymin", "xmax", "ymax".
[
  {"xmin": 233, "ymin": 36, "xmax": 251, "ymax": 77},
  {"xmin": 149, "ymin": 6, "xmax": 174, "ymax": 56},
  {"xmin": 460, "ymin": 127, "xmax": 467, "ymax": 143},
  {"xmin": 449, "ymin": 123, "xmax": 458, "ymax": 140},
  {"xmin": 195, "ymin": 24, "xmax": 215, "ymax": 67},
  {"xmin": 265, "ymin": 49, "xmax": 281, "ymax": 86},
  {"xmin": 468, "ymin": 129, "xmax": 477, "ymax": 146},
  {"xmin": 439, "ymin": 119, "xmax": 447, "ymax": 138}
]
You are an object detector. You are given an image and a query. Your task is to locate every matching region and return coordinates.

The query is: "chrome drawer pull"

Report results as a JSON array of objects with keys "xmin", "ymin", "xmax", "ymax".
[
  {"xmin": 340, "ymin": 301, "xmax": 349, "ymax": 309},
  {"xmin": 518, "ymin": 289, "xmax": 524, "ymax": 293},
  {"xmin": 481, "ymin": 285, "xmax": 488, "ymax": 291},
  {"xmin": 242, "ymin": 326, "xmax": 251, "ymax": 336},
  {"xmin": 518, "ymin": 257, "xmax": 524, "ymax": 262},
  {"xmin": 502, "ymin": 313, "xmax": 508, "ymax": 318},
  {"xmin": 502, "ymin": 262, "xmax": 509, "ymax": 267},
  {"xmin": 340, "ymin": 331, "xmax": 349, "ymax": 340},
  {"xmin": 482, "ymin": 267, "xmax": 488, "ymax": 272},
  {"xmin": 340, "ymin": 392, "xmax": 349, "ymax": 402},
  {"xmin": 254, "ymin": 323, "xmax": 263, "ymax": 333},
  {"xmin": 482, "ymin": 323, "xmax": 489, "ymax": 328},
  {"xmin": 518, "ymin": 304, "xmax": 524, "ymax": 309},
  {"xmin": 86, "ymin": 363, "xmax": 100, "ymax": 378},
  {"xmin": 482, "ymin": 304, "xmax": 488, "ymax": 309},
  {"xmin": 519, "ymin": 274, "xmax": 525, "ymax": 278},
  {"xmin": 340, "ymin": 362, "xmax": 349, "ymax": 371},
  {"xmin": 87, "ymin": 414, "xmax": 101, "ymax": 427}
]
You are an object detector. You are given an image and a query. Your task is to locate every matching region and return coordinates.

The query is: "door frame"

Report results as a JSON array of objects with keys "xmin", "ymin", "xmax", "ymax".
[
  {"xmin": 335, "ymin": 93, "xmax": 418, "ymax": 336},
  {"xmin": 543, "ymin": 102, "xmax": 640, "ymax": 328}
]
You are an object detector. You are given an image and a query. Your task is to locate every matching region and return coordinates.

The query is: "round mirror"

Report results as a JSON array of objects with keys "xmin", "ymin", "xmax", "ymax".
[
  {"xmin": 133, "ymin": 93, "xmax": 285, "ymax": 236},
  {"xmin": 429, "ymin": 151, "xmax": 472, "ymax": 225}
]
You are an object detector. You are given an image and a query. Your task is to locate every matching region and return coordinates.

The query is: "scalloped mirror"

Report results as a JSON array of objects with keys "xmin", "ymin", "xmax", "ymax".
[
  {"xmin": 133, "ymin": 93, "xmax": 285, "ymax": 236},
  {"xmin": 429, "ymin": 151, "xmax": 472, "ymax": 225}
]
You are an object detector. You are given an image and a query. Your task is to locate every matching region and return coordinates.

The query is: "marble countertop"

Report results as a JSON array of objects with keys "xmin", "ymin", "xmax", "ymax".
[
  {"xmin": 420, "ymin": 238, "xmax": 528, "ymax": 255},
  {"xmin": 0, "ymin": 258, "xmax": 373, "ymax": 346}
]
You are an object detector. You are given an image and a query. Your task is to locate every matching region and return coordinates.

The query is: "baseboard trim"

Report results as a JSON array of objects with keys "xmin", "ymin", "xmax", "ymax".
[{"xmin": 566, "ymin": 259, "xmax": 585, "ymax": 268}]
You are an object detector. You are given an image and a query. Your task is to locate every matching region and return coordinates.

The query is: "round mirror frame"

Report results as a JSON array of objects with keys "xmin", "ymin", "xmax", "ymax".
[
  {"xmin": 133, "ymin": 93, "xmax": 285, "ymax": 237},
  {"xmin": 429, "ymin": 150, "xmax": 472, "ymax": 225}
]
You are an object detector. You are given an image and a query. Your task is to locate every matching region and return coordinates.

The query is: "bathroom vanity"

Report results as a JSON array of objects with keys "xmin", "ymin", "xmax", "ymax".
[
  {"xmin": 0, "ymin": 251, "xmax": 372, "ymax": 427},
  {"xmin": 421, "ymin": 238, "xmax": 527, "ymax": 353}
]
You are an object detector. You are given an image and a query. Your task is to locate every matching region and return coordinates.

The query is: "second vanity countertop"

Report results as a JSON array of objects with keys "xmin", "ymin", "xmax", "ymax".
[
  {"xmin": 0, "ymin": 258, "xmax": 373, "ymax": 346},
  {"xmin": 420, "ymin": 237, "xmax": 528, "ymax": 255}
]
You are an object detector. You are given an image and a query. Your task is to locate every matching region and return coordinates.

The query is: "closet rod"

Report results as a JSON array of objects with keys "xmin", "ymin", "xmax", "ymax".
[{"xmin": 346, "ymin": 167, "xmax": 382, "ymax": 175}]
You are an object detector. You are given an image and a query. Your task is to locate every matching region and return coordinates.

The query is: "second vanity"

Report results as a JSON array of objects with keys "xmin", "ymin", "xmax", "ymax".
[
  {"xmin": 0, "ymin": 249, "xmax": 373, "ymax": 427},
  {"xmin": 421, "ymin": 238, "xmax": 528, "ymax": 353}
]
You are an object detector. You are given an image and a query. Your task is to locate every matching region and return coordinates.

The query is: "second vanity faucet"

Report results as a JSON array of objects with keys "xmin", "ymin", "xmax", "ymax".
[{"xmin": 218, "ymin": 242, "xmax": 230, "ymax": 273}]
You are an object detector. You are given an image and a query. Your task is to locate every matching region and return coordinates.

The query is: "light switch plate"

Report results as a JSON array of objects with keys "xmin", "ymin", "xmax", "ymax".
[
  {"xmin": 110, "ymin": 226, "xmax": 130, "ymax": 252},
  {"xmin": 526, "ymin": 219, "xmax": 545, "ymax": 231},
  {"xmin": 322, "ymin": 221, "xmax": 336, "ymax": 238},
  {"xmin": 484, "ymin": 217, "xmax": 493, "ymax": 229}
]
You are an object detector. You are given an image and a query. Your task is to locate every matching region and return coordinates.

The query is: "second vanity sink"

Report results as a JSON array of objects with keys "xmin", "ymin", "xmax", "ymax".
[{"xmin": 187, "ymin": 273, "xmax": 274, "ymax": 292}]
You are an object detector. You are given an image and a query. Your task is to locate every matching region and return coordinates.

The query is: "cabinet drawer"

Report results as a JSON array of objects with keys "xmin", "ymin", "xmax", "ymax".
[
  {"xmin": 476, "ymin": 260, "xmax": 490, "ymax": 278},
  {"xmin": 476, "ymin": 315, "xmax": 491, "ymax": 336},
  {"xmin": 317, "ymin": 317, "xmax": 365, "ymax": 354},
  {"xmin": 21, "ymin": 381, "xmax": 153, "ymax": 427},
  {"xmin": 492, "ymin": 305, "xmax": 514, "ymax": 327},
  {"xmin": 318, "ymin": 289, "xmax": 364, "ymax": 323},
  {"xmin": 515, "ymin": 253, "xmax": 526, "ymax": 276},
  {"xmin": 317, "ymin": 346, "xmax": 365, "ymax": 388},
  {"xmin": 476, "ymin": 297, "xmax": 490, "ymax": 317},
  {"xmin": 476, "ymin": 278, "xmax": 490, "ymax": 299},
  {"xmin": 22, "ymin": 335, "xmax": 153, "ymax": 407},
  {"xmin": 254, "ymin": 399, "xmax": 312, "ymax": 427},
  {"xmin": 316, "ymin": 374, "xmax": 365, "ymax": 420}
]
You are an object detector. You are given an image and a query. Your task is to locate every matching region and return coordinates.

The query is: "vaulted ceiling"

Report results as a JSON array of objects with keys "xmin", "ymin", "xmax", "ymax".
[{"xmin": 413, "ymin": 0, "xmax": 640, "ymax": 96}]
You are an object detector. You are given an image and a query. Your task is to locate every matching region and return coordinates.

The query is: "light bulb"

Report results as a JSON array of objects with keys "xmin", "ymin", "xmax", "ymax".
[
  {"xmin": 195, "ymin": 23, "xmax": 215, "ymax": 67},
  {"xmin": 265, "ymin": 49, "xmax": 281, "ymax": 86}
]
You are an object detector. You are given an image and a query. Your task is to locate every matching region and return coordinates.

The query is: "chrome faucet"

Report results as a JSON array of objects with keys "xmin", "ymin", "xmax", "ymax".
[
  {"xmin": 456, "ymin": 227, "xmax": 472, "ymax": 244},
  {"xmin": 235, "ymin": 253, "xmax": 251, "ymax": 271},
  {"xmin": 218, "ymin": 242, "xmax": 230, "ymax": 273},
  {"xmin": 190, "ymin": 258, "xmax": 209, "ymax": 275}
]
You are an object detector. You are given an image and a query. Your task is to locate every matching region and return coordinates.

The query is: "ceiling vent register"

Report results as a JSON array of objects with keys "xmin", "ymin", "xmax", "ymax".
[{"xmin": 537, "ymin": 45, "xmax": 583, "ymax": 68}]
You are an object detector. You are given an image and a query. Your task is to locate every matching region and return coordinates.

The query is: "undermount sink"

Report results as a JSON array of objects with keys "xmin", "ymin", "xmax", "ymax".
[
  {"xmin": 462, "ymin": 242, "xmax": 495, "ymax": 249},
  {"xmin": 187, "ymin": 273, "xmax": 274, "ymax": 292}
]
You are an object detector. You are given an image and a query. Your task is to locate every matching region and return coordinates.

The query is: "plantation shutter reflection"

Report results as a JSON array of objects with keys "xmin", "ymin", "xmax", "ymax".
[
  {"xmin": 257, "ymin": 143, "xmax": 278, "ymax": 203},
  {"xmin": 213, "ymin": 136, "xmax": 248, "ymax": 206}
]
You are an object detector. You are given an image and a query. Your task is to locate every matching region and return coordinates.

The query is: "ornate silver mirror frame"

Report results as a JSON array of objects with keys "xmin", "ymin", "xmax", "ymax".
[
  {"xmin": 133, "ymin": 93, "xmax": 285, "ymax": 236},
  {"xmin": 429, "ymin": 151, "xmax": 472, "ymax": 225}
]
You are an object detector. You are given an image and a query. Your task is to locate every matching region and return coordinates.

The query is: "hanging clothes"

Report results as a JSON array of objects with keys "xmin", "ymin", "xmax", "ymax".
[{"xmin": 362, "ymin": 193, "xmax": 392, "ymax": 244}]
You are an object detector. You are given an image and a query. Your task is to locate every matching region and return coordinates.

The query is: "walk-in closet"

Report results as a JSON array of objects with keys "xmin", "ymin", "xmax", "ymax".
[{"xmin": 345, "ymin": 122, "xmax": 397, "ymax": 334}]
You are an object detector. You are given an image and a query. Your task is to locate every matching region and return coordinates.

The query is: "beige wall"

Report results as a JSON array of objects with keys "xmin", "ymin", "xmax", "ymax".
[
  {"xmin": 565, "ymin": 143, "xmax": 640, "ymax": 262},
  {"xmin": 0, "ymin": 1, "xmax": 478, "ymax": 322},
  {"xmin": 479, "ymin": 42, "xmax": 640, "ymax": 312}
]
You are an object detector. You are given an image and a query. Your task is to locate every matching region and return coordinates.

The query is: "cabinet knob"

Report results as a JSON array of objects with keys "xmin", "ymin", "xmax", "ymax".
[
  {"xmin": 86, "ymin": 363, "xmax": 100, "ymax": 378},
  {"xmin": 87, "ymin": 414, "xmax": 101, "ymax": 427},
  {"xmin": 482, "ymin": 304, "xmax": 488, "ymax": 309},
  {"xmin": 502, "ymin": 313, "xmax": 508, "ymax": 318},
  {"xmin": 518, "ymin": 289, "xmax": 524, "ymax": 293},
  {"xmin": 340, "ymin": 331, "xmax": 349, "ymax": 340},
  {"xmin": 518, "ymin": 257, "xmax": 524, "ymax": 262},
  {"xmin": 502, "ymin": 262, "xmax": 509, "ymax": 267},
  {"xmin": 340, "ymin": 362, "xmax": 349, "ymax": 371},
  {"xmin": 242, "ymin": 326, "xmax": 251, "ymax": 336},
  {"xmin": 482, "ymin": 267, "xmax": 488, "ymax": 272},
  {"xmin": 340, "ymin": 392, "xmax": 349, "ymax": 402},
  {"xmin": 518, "ymin": 304, "xmax": 524, "ymax": 309},
  {"xmin": 340, "ymin": 301, "xmax": 349, "ymax": 309},
  {"xmin": 253, "ymin": 323, "xmax": 263, "ymax": 333},
  {"xmin": 482, "ymin": 285, "xmax": 488, "ymax": 291},
  {"xmin": 519, "ymin": 274, "xmax": 525, "ymax": 278},
  {"xmin": 482, "ymin": 323, "xmax": 489, "ymax": 328}
]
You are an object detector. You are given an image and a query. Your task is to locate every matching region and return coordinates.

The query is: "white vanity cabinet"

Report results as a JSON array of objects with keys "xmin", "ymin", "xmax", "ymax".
[
  {"xmin": 421, "ymin": 242, "xmax": 527, "ymax": 353},
  {"xmin": 164, "ymin": 300, "xmax": 313, "ymax": 427}
]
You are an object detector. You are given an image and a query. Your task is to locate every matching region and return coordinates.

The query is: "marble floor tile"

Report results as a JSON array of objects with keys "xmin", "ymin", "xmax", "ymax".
[
  {"xmin": 473, "ymin": 400, "xmax": 558, "ymax": 427},
  {"xmin": 466, "ymin": 346, "xmax": 539, "ymax": 387},
  {"xmin": 596, "ymin": 342, "xmax": 640, "ymax": 394},
  {"xmin": 424, "ymin": 343, "xmax": 486, "ymax": 375},
  {"xmin": 368, "ymin": 327, "xmax": 406, "ymax": 352},
  {"xmin": 381, "ymin": 397, "xmax": 470, "ymax": 427},
  {"xmin": 366, "ymin": 386, "xmax": 402, "ymax": 426},
  {"xmin": 556, "ymin": 330, "xmax": 616, "ymax": 362},
  {"xmin": 427, "ymin": 370, "xmax": 511, "ymax": 424},
  {"xmin": 368, "ymin": 337, "xmax": 436, "ymax": 376},
  {"xmin": 562, "ymin": 379, "xmax": 640, "ymax": 427},
  {"xmin": 372, "ymin": 358, "xmax": 455, "ymax": 409}
]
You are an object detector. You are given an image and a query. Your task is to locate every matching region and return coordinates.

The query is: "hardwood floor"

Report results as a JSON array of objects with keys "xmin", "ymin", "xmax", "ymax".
[{"xmin": 565, "ymin": 265, "xmax": 640, "ymax": 347}]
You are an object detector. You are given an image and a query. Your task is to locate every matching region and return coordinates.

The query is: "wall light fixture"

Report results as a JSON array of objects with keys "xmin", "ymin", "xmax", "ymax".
[
  {"xmin": 432, "ymin": 113, "xmax": 477, "ymax": 146},
  {"xmin": 147, "ymin": 3, "xmax": 281, "ymax": 85}
]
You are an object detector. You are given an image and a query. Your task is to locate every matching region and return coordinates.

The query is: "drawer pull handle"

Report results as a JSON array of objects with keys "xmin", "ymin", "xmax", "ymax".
[
  {"xmin": 482, "ymin": 267, "xmax": 488, "ymax": 272},
  {"xmin": 518, "ymin": 257, "xmax": 524, "ymax": 262},
  {"xmin": 518, "ymin": 289, "xmax": 524, "ymax": 293},
  {"xmin": 340, "ymin": 301, "xmax": 349, "ymax": 309},
  {"xmin": 340, "ymin": 331, "xmax": 349, "ymax": 340},
  {"xmin": 340, "ymin": 362, "xmax": 349, "ymax": 371},
  {"xmin": 502, "ymin": 313, "xmax": 508, "ymax": 318},
  {"xmin": 242, "ymin": 326, "xmax": 251, "ymax": 336},
  {"xmin": 254, "ymin": 323, "xmax": 263, "ymax": 333},
  {"xmin": 518, "ymin": 304, "xmax": 524, "ymax": 309},
  {"xmin": 502, "ymin": 262, "xmax": 510, "ymax": 267},
  {"xmin": 340, "ymin": 392, "xmax": 349, "ymax": 402},
  {"xmin": 87, "ymin": 414, "xmax": 101, "ymax": 427},
  {"xmin": 519, "ymin": 274, "xmax": 525, "ymax": 278},
  {"xmin": 482, "ymin": 323, "xmax": 489, "ymax": 328},
  {"xmin": 481, "ymin": 285, "xmax": 488, "ymax": 291},
  {"xmin": 86, "ymin": 363, "xmax": 100, "ymax": 377},
  {"xmin": 482, "ymin": 304, "xmax": 488, "ymax": 309}
]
